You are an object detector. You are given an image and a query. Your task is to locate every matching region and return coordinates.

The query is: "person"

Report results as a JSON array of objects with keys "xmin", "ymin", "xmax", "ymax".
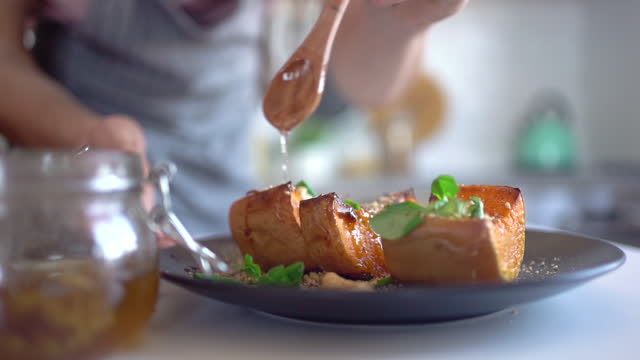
[{"xmin": 0, "ymin": 0, "xmax": 467, "ymax": 237}]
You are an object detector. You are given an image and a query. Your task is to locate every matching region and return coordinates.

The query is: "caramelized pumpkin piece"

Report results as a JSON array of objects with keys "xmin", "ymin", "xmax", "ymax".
[
  {"xmin": 458, "ymin": 185, "xmax": 526, "ymax": 280},
  {"xmin": 230, "ymin": 184, "xmax": 416, "ymax": 280},
  {"xmin": 300, "ymin": 190, "xmax": 415, "ymax": 279},
  {"xmin": 382, "ymin": 185, "xmax": 525, "ymax": 284},
  {"xmin": 229, "ymin": 183, "xmax": 309, "ymax": 270}
]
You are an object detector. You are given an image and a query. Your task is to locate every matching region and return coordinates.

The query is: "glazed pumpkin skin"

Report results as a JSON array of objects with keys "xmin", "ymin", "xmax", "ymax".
[
  {"xmin": 229, "ymin": 183, "xmax": 309, "ymax": 270},
  {"xmin": 382, "ymin": 185, "xmax": 526, "ymax": 285},
  {"xmin": 300, "ymin": 190, "xmax": 415, "ymax": 279},
  {"xmin": 229, "ymin": 184, "xmax": 415, "ymax": 279},
  {"xmin": 458, "ymin": 185, "xmax": 526, "ymax": 281}
]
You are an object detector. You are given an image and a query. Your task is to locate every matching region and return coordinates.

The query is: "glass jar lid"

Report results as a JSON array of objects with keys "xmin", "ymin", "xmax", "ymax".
[{"xmin": 0, "ymin": 149, "xmax": 144, "ymax": 193}]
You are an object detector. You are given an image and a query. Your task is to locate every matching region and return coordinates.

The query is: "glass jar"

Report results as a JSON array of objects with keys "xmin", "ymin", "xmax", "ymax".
[{"xmin": 0, "ymin": 150, "xmax": 159, "ymax": 360}]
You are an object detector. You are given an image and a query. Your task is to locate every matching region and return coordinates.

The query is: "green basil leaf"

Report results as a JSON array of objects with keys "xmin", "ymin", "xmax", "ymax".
[
  {"xmin": 256, "ymin": 262, "xmax": 305, "ymax": 287},
  {"xmin": 375, "ymin": 276, "xmax": 394, "ymax": 288},
  {"xmin": 469, "ymin": 196, "xmax": 485, "ymax": 219},
  {"xmin": 344, "ymin": 199, "xmax": 361, "ymax": 210},
  {"xmin": 295, "ymin": 180, "xmax": 318, "ymax": 197},
  {"xmin": 436, "ymin": 197, "xmax": 466, "ymax": 218},
  {"xmin": 234, "ymin": 254, "xmax": 262, "ymax": 279},
  {"xmin": 424, "ymin": 198, "xmax": 448, "ymax": 213},
  {"xmin": 431, "ymin": 175, "xmax": 460, "ymax": 200},
  {"xmin": 283, "ymin": 262, "xmax": 305, "ymax": 283},
  {"xmin": 370, "ymin": 202, "xmax": 427, "ymax": 240},
  {"xmin": 257, "ymin": 265, "xmax": 286, "ymax": 286}
]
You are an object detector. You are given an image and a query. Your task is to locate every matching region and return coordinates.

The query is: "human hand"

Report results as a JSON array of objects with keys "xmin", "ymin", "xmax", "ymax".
[
  {"xmin": 87, "ymin": 115, "xmax": 147, "ymax": 165},
  {"xmin": 368, "ymin": 0, "xmax": 468, "ymax": 33}
]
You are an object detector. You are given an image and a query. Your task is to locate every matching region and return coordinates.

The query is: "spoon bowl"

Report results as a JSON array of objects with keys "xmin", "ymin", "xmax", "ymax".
[{"xmin": 263, "ymin": 0, "xmax": 351, "ymax": 133}]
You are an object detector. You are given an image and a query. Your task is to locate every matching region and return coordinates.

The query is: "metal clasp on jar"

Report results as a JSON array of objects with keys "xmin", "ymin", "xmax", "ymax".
[
  {"xmin": 147, "ymin": 163, "xmax": 230, "ymax": 276},
  {"xmin": 74, "ymin": 146, "xmax": 229, "ymax": 276}
]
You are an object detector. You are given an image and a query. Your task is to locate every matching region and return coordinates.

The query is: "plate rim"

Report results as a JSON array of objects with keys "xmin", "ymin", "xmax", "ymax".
[{"xmin": 160, "ymin": 227, "xmax": 626, "ymax": 295}]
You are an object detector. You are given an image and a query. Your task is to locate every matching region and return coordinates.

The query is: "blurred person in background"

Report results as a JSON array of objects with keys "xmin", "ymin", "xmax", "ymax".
[{"xmin": 0, "ymin": 0, "xmax": 467, "ymax": 237}]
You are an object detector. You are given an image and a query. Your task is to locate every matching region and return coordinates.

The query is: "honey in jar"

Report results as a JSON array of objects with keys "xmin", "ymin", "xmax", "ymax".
[
  {"xmin": 0, "ymin": 150, "xmax": 160, "ymax": 360},
  {"xmin": 0, "ymin": 260, "xmax": 159, "ymax": 360}
]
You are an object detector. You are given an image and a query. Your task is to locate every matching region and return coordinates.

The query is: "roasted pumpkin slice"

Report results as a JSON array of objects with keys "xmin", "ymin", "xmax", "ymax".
[
  {"xmin": 300, "ymin": 190, "xmax": 416, "ymax": 279},
  {"xmin": 229, "ymin": 183, "xmax": 310, "ymax": 270},
  {"xmin": 382, "ymin": 185, "xmax": 525, "ymax": 284}
]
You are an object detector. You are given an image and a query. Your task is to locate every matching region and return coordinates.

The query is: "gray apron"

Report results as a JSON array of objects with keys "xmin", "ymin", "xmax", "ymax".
[{"xmin": 34, "ymin": 0, "xmax": 264, "ymax": 237}]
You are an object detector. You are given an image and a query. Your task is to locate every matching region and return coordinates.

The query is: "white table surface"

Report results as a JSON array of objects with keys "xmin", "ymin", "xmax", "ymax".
[{"xmin": 109, "ymin": 243, "xmax": 639, "ymax": 360}]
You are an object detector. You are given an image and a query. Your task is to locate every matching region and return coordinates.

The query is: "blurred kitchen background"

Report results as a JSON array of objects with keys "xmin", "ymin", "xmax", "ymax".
[{"xmin": 251, "ymin": 0, "xmax": 640, "ymax": 246}]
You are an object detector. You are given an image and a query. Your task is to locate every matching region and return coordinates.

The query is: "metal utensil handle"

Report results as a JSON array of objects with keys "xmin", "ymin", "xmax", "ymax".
[{"xmin": 148, "ymin": 163, "xmax": 230, "ymax": 275}]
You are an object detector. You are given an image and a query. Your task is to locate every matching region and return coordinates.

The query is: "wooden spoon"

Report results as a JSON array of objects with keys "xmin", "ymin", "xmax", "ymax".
[{"xmin": 263, "ymin": 0, "xmax": 351, "ymax": 133}]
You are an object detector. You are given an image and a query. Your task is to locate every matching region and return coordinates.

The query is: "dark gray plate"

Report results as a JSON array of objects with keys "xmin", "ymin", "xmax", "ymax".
[{"xmin": 160, "ymin": 229, "xmax": 625, "ymax": 325}]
